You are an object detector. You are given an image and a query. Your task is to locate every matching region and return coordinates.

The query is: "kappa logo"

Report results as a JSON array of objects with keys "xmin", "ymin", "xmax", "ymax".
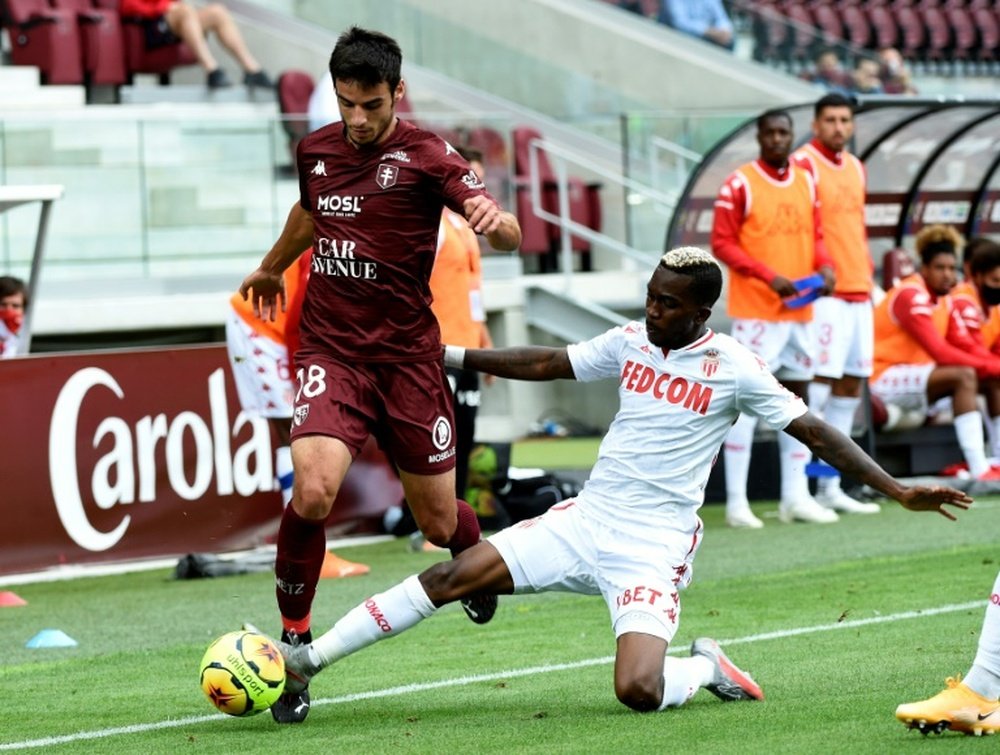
[
  {"xmin": 443, "ymin": 139, "xmax": 457, "ymax": 156},
  {"xmin": 375, "ymin": 163, "xmax": 398, "ymax": 189},
  {"xmin": 293, "ymin": 404, "xmax": 310, "ymax": 426},
  {"xmin": 460, "ymin": 169, "xmax": 485, "ymax": 190},
  {"xmin": 702, "ymin": 348, "xmax": 720, "ymax": 378},
  {"xmin": 311, "ymin": 160, "xmax": 326, "ymax": 176}
]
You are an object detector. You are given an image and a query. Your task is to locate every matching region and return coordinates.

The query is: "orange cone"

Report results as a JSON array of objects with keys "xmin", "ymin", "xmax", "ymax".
[
  {"xmin": 0, "ymin": 591, "xmax": 27, "ymax": 607},
  {"xmin": 319, "ymin": 552, "xmax": 370, "ymax": 579}
]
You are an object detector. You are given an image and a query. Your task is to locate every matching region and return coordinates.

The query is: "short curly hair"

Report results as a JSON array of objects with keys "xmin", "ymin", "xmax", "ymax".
[{"xmin": 915, "ymin": 224, "xmax": 964, "ymax": 266}]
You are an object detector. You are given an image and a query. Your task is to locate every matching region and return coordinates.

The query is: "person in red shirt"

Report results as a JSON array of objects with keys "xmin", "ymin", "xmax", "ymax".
[
  {"xmin": 119, "ymin": 0, "xmax": 273, "ymax": 89},
  {"xmin": 0, "ymin": 275, "xmax": 26, "ymax": 359},
  {"xmin": 711, "ymin": 109, "xmax": 837, "ymax": 528},
  {"xmin": 871, "ymin": 225, "xmax": 1000, "ymax": 483},
  {"xmin": 792, "ymin": 93, "xmax": 880, "ymax": 515},
  {"xmin": 239, "ymin": 27, "xmax": 521, "ymax": 725}
]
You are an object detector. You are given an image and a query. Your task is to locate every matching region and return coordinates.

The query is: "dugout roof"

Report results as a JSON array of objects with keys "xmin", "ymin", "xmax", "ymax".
[{"xmin": 666, "ymin": 97, "xmax": 1000, "ymax": 261}]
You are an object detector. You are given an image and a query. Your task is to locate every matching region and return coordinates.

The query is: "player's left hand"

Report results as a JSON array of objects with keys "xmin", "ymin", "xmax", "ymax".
[
  {"xmin": 819, "ymin": 265, "xmax": 836, "ymax": 296},
  {"xmin": 897, "ymin": 485, "xmax": 972, "ymax": 520},
  {"xmin": 463, "ymin": 196, "xmax": 502, "ymax": 235},
  {"xmin": 239, "ymin": 268, "xmax": 286, "ymax": 322}
]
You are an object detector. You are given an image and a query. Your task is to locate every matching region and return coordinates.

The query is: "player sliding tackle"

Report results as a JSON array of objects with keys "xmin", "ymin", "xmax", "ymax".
[{"xmin": 265, "ymin": 247, "xmax": 971, "ymax": 715}]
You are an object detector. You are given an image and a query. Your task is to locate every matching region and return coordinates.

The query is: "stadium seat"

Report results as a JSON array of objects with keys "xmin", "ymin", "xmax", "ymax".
[
  {"xmin": 867, "ymin": 5, "xmax": 900, "ymax": 50},
  {"xmin": 51, "ymin": 0, "xmax": 126, "ymax": 86},
  {"xmin": 810, "ymin": 4, "xmax": 845, "ymax": 46},
  {"xmin": 894, "ymin": 5, "xmax": 927, "ymax": 62},
  {"xmin": 841, "ymin": 5, "xmax": 873, "ymax": 50},
  {"xmin": 920, "ymin": 6, "xmax": 953, "ymax": 66},
  {"xmin": 276, "ymin": 70, "xmax": 314, "ymax": 172},
  {"xmin": 973, "ymin": 7, "xmax": 999, "ymax": 64},
  {"xmin": 882, "ymin": 247, "xmax": 916, "ymax": 291},
  {"xmin": 512, "ymin": 126, "xmax": 601, "ymax": 271},
  {"xmin": 93, "ymin": 0, "xmax": 198, "ymax": 84},
  {"xmin": 2, "ymin": 0, "xmax": 85, "ymax": 84},
  {"xmin": 782, "ymin": 4, "xmax": 817, "ymax": 64},
  {"xmin": 945, "ymin": 7, "xmax": 976, "ymax": 64},
  {"xmin": 751, "ymin": 2, "xmax": 790, "ymax": 64}
]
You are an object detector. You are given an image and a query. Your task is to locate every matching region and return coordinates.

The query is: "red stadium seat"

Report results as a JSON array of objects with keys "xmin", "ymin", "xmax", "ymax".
[
  {"xmin": 867, "ymin": 6, "xmax": 900, "ymax": 50},
  {"xmin": 810, "ymin": 4, "xmax": 845, "ymax": 45},
  {"xmin": 751, "ymin": 3, "xmax": 790, "ymax": 63},
  {"xmin": 894, "ymin": 5, "xmax": 927, "ymax": 61},
  {"xmin": 51, "ymin": 0, "xmax": 126, "ymax": 86},
  {"xmin": 512, "ymin": 126, "xmax": 601, "ymax": 271},
  {"xmin": 945, "ymin": 7, "xmax": 977, "ymax": 62},
  {"xmin": 2, "ymin": 0, "xmax": 84, "ymax": 84},
  {"xmin": 276, "ymin": 70, "xmax": 314, "ymax": 172},
  {"xmin": 92, "ymin": 0, "xmax": 198, "ymax": 84},
  {"xmin": 920, "ymin": 6, "xmax": 953, "ymax": 63},
  {"xmin": 973, "ymin": 7, "xmax": 999, "ymax": 62},
  {"xmin": 842, "ymin": 5, "xmax": 873, "ymax": 50}
]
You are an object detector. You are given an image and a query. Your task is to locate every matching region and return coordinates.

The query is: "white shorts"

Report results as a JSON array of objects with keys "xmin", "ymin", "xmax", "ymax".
[
  {"xmin": 813, "ymin": 297, "xmax": 874, "ymax": 380},
  {"xmin": 225, "ymin": 308, "xmax": 294, "ymax": 418},
  {"xmin": 870, "ymin": 363, "xmax": 935, "ymax": 414},
  {"xmin": 488, "ymin": 500, "xmax": 702, "ymax": 643},
  {"xmin": 731, "ymin": 319, "xmax": 815, "ymax": 381}
]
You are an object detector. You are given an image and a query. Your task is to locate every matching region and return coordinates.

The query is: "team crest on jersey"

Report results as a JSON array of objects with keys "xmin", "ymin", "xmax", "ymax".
[
  {"xmin": 375, "ymin": 163, "xmax": 398, "ymax": 189},
  {"xmin": 701, "ymin": 349, "xmax": 720, "ymax": 378},
  {"xmin": 311, "ymin": 160, "xmax": 326, "ymax": 176},
  {"xmin": 460, "ymin": 169, "xmax": 485, "ymax": 190},
  {"xmin": 293, "ymin": 404, "xmax": 310, "ymax": 426},
  {"xmin": 431, "ymin": 416, "xmax": 452, "ymax": 450}
]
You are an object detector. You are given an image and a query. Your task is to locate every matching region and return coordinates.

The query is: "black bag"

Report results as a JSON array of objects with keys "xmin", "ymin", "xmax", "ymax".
[{"xmin": 173, "ymin": 552, "xmax": 274, "ymax": 580}]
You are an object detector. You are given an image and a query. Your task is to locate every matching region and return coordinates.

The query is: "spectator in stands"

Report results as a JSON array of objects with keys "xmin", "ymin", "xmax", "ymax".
[
  {"xmin": 801, "ymin": 48, "xmax": 852, "ymax": 95},
  {"xmin": 658, "ymin": 0, "xmax": 734, "ymax": 50},
  {"xmin": 849, "ymin": 57, "xmax": 884, "ymax": 96},
  {"xmin": 877, "ymin": 47, "xmax": 918, "ymax": 95},
  {"xmin": 120, "ymin": 0, "xmax": 274, "ymax": 89},
  {"xmin": 870, "ymin": 225, "xmax": 1000, "ymax": 484},
  {"xmin": 711, "ymin": 109, "xmax": 838, "ymax": 528},
  {"xmin": 0, "ymin": 275, "xmax": 26, "ymax": 359},
  {"xmin": 792, "ymin": 93, "xmax": 880, "ymax": 516},
  {"xmin": 226, "ymin": 251, "xmax": 369, "ymax": 577}
]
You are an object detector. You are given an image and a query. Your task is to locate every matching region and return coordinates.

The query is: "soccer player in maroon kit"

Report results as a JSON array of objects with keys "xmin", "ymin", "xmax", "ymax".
[{"xmin": 239, "ymin": 27, "xmax": 522, "ymax": 724}]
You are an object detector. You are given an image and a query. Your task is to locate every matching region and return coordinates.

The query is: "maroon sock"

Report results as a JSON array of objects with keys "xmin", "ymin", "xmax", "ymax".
[
  {"xmin": 445, "ymin": 499, "xmax": 482, "ymax": 557},
  {"xmin": 274, "ymin": 505, "xmax": 326, "ymax": 624}
]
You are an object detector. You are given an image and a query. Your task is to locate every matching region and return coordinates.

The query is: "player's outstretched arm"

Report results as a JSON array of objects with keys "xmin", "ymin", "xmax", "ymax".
[
  {"xmin": 445, "ymin": 345, "xmax": 575, "ymax": 381},
  {"xmin": 463, "ymin": 196, "xmax": 522, "ymax": 251},
  {"xmin": 784, "ymin": 412, "xmax": 972, "ymax": 520},
  {"xmin": 239, "ymin": 203, "xmax": 314, "ymax": 321}
]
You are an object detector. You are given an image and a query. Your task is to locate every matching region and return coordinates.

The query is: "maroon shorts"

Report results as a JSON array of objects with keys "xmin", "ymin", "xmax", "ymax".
[{"xmin": 289, "ymin": 352, "xmax": 457, "ymax": 475}]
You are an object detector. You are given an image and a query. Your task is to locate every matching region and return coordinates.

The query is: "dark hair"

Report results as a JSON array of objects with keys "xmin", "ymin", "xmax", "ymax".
[
  {"xmin": 329, "ymin": 26, "xmax": 402, "ymax": 92},
  {"xmin": 964, "ymin": 236, "xmax": 997, "ymax": 269},
  {"xmin": 456, "ymin": 145, "xmax": 483, "ymax": 165},
  {"xmin": 815, "ymin": 92, "xmax": 854, "ymax": 118},
  {"xmin": 969, "ymin": 239, "xmax": 1000, "ymax": 276},
  {"xmin": 0, "ymin": 275, "xmax": 26, "ymax": 305},
  {"xmin": 757, "ymin": 108, "xmax": 791, "ymax": 132},
  {"xmin": 659, "ymin": 247, "xmax": 723, "ymax": 307}
]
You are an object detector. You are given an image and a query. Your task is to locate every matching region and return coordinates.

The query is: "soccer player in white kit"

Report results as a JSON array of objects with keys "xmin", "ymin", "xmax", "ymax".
[{"xmin": 267, "ymin": 248, "xmax": 970, "ymax": 715}]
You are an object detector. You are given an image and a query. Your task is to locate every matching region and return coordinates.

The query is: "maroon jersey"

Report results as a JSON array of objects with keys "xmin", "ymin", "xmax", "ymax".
[{"xmin": 296, "ymin": 119, "xmax": 495, "ymax": 361}]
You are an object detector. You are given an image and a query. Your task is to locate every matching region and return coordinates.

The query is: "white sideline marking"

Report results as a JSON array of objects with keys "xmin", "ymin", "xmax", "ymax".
[{"xmin": 0, "ymin": 599, "xmax": 986, "ymax": 751}]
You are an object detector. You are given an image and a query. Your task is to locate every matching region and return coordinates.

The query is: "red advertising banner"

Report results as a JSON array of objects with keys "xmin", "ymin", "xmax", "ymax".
[{"xmin": 0, "ymin": 345, "xmax": 403, "ymax": 576}]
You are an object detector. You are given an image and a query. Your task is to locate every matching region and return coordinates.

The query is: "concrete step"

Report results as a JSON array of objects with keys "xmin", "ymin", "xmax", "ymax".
[
  {"xmin": 0, "ymin": 85, "xmax": 86, "ymax": 109},
  {"xmin": 0, "ymin": 65, "xmax": 41, "ymax": 90},
  {"xmin": 120, "ymin": 83, "xmax": 277, "ymax": 106}
]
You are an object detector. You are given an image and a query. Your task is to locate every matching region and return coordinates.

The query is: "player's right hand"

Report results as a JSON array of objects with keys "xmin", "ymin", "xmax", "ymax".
[
  {"xmin": 769, "ymin": 275, "xmax": 797, "ymax": 298},
  {"xmin": 897, "ymin": 485, "xmax": 972, "ymax": 520},
  {"xmin": 239, "ymin": 269, "xmax": 286, "ymax": 322}
]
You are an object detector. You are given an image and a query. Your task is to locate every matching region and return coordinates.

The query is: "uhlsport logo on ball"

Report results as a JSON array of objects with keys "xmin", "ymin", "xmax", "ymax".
[{"xmin": 199, "ymin": 630, "xmax": 285, "ymax": 716}]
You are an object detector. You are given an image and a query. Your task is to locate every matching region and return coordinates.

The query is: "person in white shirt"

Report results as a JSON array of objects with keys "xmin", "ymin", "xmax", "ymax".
[{"xmin": 264, "ymin": 247, "xmax": 971, "ymax": 716}]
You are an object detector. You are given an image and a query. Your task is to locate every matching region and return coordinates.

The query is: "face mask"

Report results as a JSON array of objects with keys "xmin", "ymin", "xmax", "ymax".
[
  {"xmin": 981, "ymin": 284, "xmax": 1000, "ymax": 307},
  {"xmin": 0, "ymin": 308, "xmax": 22, "ymax": 334}
]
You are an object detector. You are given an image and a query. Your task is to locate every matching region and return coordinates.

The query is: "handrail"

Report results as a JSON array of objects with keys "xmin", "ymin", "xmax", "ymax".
[{"xmin": 526, "ymin": 137, "xmax": 670, "ymax": 288}]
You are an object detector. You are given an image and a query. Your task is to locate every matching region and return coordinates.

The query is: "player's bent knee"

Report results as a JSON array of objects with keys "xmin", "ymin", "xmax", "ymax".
[
  {"xmin": 292, "ymin": 478, "xmax": 337, "ymax": 520},
  {"xmin": 615, "ymin": 675, "xmax": 662, "ymax": 713},
  {"xmin": 417, "ymin": 560, "xmax": 466, "ymax": 604}
]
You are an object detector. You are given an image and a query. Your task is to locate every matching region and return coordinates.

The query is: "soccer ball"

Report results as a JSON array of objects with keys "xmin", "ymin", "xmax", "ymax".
[{"xmin": 199, "ymin": 630, "xmax": 285, "ymax": 716}]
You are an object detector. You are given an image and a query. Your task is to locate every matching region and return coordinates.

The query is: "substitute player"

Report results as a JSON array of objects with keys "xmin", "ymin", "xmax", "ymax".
[
  {"xmin": 267, "ymin": 247, "xmax": 970, "ymax": 717},
  {"xmin": 792, "ymin": 93, "xmax": 880, "ymax": 515},
  {"xmin": 238, "ymin": 27, "xmax": 521, "ymax": 724},
  {"xmin": 711, "ymin": 109, "xmax": 837, "ymax": 528}
]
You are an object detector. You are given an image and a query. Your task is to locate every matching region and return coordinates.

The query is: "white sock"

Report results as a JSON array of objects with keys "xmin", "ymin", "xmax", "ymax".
[
  {"xmin": 808, "ymin": 381, "xmax": 832, "ymax": 418},
  {"xmin": 778, "ymin": 430, "xmax": 811, "ymax": 503},
  {"xmin": 724, "ymin": 414, "xmax": 756, "ymax": 514},
  {"xmin": 954, "ymin": 411, "xmax": 990, "ymax": 478},
  {"xmin": 310, "ymin": 575, "xmax": 437, "ymax": 667},
  {"xmin": 275, "ymin": 445, "xmax": 294, "ymax": 507},
  {"xmin": 965, "ymin": 570, "xmax": 1000, "ymax": 701},
  {"xmin": 817, "ymin": 395, "xmax": 861, "ymax": 495},
  {"xmin": 990, "ymin": 416, "xmax": 1000, "ymax": 460},
  {"xmin": 657, "ymin": 655, "xmax": 714, "ymax": 709}
]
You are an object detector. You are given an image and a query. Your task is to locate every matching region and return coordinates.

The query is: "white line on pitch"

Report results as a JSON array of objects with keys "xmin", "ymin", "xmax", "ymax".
[{"xmin": 0, "ymin": 599, "xmax": 986, "ymax": 751}]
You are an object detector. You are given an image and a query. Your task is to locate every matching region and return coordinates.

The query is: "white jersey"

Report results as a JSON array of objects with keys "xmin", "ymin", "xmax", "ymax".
[{"xmin": 567, "ymin": 322, "xmax": 807, "ymax": 533}]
